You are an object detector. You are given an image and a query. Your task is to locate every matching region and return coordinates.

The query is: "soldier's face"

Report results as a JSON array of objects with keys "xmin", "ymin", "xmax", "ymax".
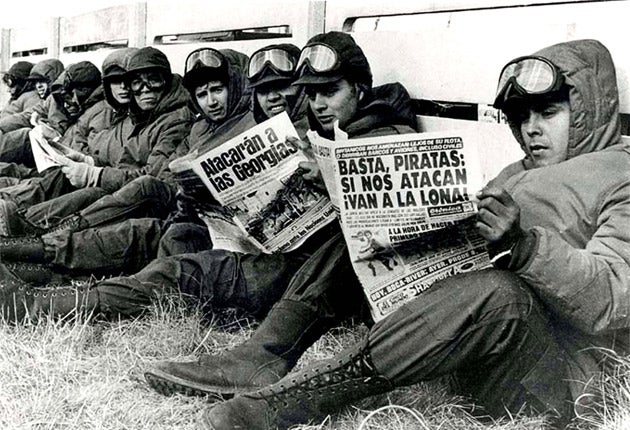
[
  {"xmin": 515, "ymin": 100, "xmax": 571, "ymax": 168},
  {"xmin": 305, "ymin": 78, "xmax": 359, "ymax": 132},
  {"xmin": 109, "ymin": 78, "xmax": 131, "ymax": 105},
  {"xmin": 255, "ymin": 81, "xmax": 297, "ymax": 119},
  {"xmin": 195, "ymin": 80, "xmax": 229, "ymax": 123}
]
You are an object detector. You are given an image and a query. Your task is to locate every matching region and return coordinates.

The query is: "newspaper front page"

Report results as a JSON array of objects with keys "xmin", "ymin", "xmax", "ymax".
[
  {"xmin": 309, "ymin": 128, "xmax": 492, "ymax": 321},
  {"xmin": 187, "ymin": 112, "xmax": 336, "ymax": 254}
]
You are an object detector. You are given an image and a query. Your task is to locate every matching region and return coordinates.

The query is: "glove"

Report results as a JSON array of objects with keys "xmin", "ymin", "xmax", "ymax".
[
  {"xmin": 30, "ymin": 111, "xmax": 42, "ymax": 127},
  {"xmin": 61, "ymin": 160, "xmax": 102, "ymax": 188},
  {"xmin": 64, "ymin": 148, "xmax": 95, "ymax": 165}
]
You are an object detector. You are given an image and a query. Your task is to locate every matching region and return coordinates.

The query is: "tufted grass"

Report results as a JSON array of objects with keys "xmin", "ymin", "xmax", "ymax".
[{"xmin": 0, "ymin": 297, "xmax": 628, "ymax": 430}]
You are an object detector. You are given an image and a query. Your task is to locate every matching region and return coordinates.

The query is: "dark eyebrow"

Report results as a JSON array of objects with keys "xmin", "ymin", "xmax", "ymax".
[{"xmin": 532, "ymin": 101, "xmax": 566, "ymax": 112}]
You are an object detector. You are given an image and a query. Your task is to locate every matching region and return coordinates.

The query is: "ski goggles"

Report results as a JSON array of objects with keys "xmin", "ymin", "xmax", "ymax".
[
  {"xmin": 185, "ymin": 48, "xmax": 224, "ymax": 75},
  {"xmin": 494, "ymin": 56, "xmax": 564, "ymax": 108},
  {"xmin": 248, "ymin": 47, "xmax": 295, "ymax": 79},
  {"xmin": 2, "ymin": 75, "xmax": 18, "ymax": 87},
  {"xmin": 129, "ymin": 72, "xmax": 167, "ymax": 92},
  {"xmin": 59, "ymin": 85, "xmax": 93, "ymax": 103},
  {"xmin": 296, "ymin": 43, "xmax": 340, "ymax": 74}
]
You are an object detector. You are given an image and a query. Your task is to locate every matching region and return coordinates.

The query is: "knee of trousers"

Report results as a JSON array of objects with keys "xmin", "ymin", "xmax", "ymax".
[
  {"xmin": 434, "ymin": 268, "xmax": 537, "ymax": 322},
  {"xmin": 94, "ymin": 277, "xmax": 154, "ymax": 319},
  {"xmin": 112, "ymin": 175, "xmax": 175, "ymax": 202},
  {"xmin": 366, "ymin": 269, "xmax": 547, "ymax": 390}
]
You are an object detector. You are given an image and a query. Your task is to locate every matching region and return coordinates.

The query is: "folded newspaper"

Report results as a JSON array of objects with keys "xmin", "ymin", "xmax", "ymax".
[
  {"xmin": 309, "ymin": 126, "xmax": 492, "ymax": 322},
  {"xmin": 29, "ymin": 125, "xmax": 74, "ymax": 173},
  {"xmin": 173, "ymin": 112, "xmax": 336, "ymax": 254}
]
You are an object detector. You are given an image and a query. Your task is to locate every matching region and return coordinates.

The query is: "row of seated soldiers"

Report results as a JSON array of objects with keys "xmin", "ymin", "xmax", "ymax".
[{"xmin": 0, "ymin": 32, "xmax": 628, "ymax": 430}]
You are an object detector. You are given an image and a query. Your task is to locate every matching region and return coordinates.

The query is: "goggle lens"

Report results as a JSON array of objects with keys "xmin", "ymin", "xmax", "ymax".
[
  {"xmin": 61, "ymin": 86, "xmax": 92, "ymax": 103},
  {"xmin": 297, "ymin": 44, "xmax": 338, "ymax": 73},
  {"xmin": 129, "ymin": 73, "xmax": 166, "ymax": 92},
  {"xmin": 495, "ymin": 56, "xmax": 559, "ymax": 107},
  {"xmin": 185, "ymin": 48, "xmax": 224, "ymax": 74},
  {"xmin": 248, "ymin": 48, "xmax": 294, "ymax": 78}
]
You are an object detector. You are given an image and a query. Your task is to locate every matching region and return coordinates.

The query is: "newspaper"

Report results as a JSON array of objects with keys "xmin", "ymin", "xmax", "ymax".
[
  {"xmin": 309, "ymin": 127, "xmax": 492, "ymax": 322},
  {"xmin": 29, "ymin": 125, "xmax": 74, "ymax": 173},
  {"xmin": 183, "ymin": 112, "xmax": 336, "ymax": 254}
]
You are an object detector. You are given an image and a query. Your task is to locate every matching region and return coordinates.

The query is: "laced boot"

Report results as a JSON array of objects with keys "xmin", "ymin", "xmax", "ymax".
[
  {"xmin": 0, "ymin": 282, "xmax": 99, "ymax": 323},
  {"xmin": 43, "ymin": 214, "xmax": 86, "ymax": 235},
  {"xmin": 145, "ymin": 299, "xmax": 329, "ymax": 399},
  {"xmin": 4, "ymin": 262, "xmax": 70, "ymax": 286},
  {"xmin": 0, "ymin": 276, "xmax": 31, "ymax": 322},
  {"xmin": 0, "ymin": 199, "xmax": 47, "ymax": 237},
  {"xmin": 200, "ymin": 341, "xmax": 394, "ymax": 430},
  {"xmin": 0, "ymin": 200, "xmax": 24, "ymax": 237},
  {"xmin": 0, "ymin": 236, "xmax": 50, "ymax": 263}
]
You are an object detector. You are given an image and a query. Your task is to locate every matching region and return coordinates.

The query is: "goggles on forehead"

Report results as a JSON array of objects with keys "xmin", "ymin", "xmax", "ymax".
[
  {"xmin": 2, "ymin": 75, "xmax": 22, "ymax": 87},
  {"xmin": 185, "ymin": 48, "xmax": 224, "ymax": 75},
  {"xmin": 494, "ymin": 56, "xmax": 564, "ymax": 108},
  {"xmin": 296, "ymin": 43, "xmax": 339, "ymax": 74},
  {"xmin": 129, "ymin": 73, "xmax": 166, "ymax": 92},
  {"xmin": 248, "ymin": 48, "xmax": 295, "ymax": 79}
]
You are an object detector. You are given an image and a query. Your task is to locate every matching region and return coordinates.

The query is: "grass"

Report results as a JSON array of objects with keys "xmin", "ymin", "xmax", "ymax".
[{"xmin": 0, "ymin": 297, "xmax": 628, "ymax": 430}]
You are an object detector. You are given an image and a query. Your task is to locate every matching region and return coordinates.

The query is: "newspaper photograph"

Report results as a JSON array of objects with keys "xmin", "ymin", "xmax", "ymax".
[
  {"xmin": 197, "ymin": 207, "xmax": 263, "ymax": 255},
  {"xmin": 309, "ymin": 128, "xmax": 492, "ymax": 321},
  {"xmin": 189, "ymin": 112, "xmax": 336, "ymax": 253}
]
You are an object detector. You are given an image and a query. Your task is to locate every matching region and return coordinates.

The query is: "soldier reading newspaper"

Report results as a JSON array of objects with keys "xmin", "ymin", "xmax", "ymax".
[
  {"xmin": 173, "ymin": 112, "xmax": 336, "ymax": 254},
  {"xmin": 309, "ymin": 126, "xmax": 490, "ymax": 321}
]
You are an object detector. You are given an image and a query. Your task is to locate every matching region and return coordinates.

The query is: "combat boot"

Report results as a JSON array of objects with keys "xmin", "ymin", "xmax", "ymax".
[
  {"xmin": 0, "ymin": 199, "xmax": 46, "ymax": 237},
  {"xmin": 0, "ymin": 282, "xmax": 99, "ymax": 323},
  {"xmin": 4, "ymin": 262, "xmax": 70, "ymax": 286},
  {"xmin": 145, "ymin": 299, "xmax": 330, "ymax": 398},
  {"xmin": 44, "ymin": 214, "xmax": 86, "ymax": 235},
  {"xmin": 0, "ymin": 236, "xmax": 50, "ymax": 263},
  {"xmin": 0, "ymin": 276, "xmax": 31, "ymax": 322},
  {"xmin": 0, "ymin": 199, "xmax": 20, "ymax": 236},
  {"xmin": 200, "ymin": 341, "xmax": 393, "ymax": 430}
]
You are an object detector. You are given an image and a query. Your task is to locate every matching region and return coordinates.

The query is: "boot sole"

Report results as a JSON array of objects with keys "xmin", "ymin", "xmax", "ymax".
[{"xmin": 144, "ymin": 368, "xmax": 252, "ymax": 399}]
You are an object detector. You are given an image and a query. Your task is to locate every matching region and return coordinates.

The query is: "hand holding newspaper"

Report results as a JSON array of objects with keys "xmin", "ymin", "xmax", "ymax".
[
  {"xmin": 29, "ymin": 125, "xmax": 75, "ymax": 173},
  {"xmin": 309, "ymin": 125, "xmax": 492, "ymax": 322},
  {"xmin": 183, "ymin": 112, "xmax": 336, "ymax": 254}
]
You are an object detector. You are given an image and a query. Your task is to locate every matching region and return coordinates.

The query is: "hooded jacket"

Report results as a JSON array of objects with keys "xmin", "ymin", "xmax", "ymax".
[
  {"xmin": 307, "ymin": 82, "xmax": 418, "ymax": 139},
  {"xmin": 0, "ymin": 61, "xmax": 39, "ymax": 118},
  {"xmin": 0, "ymin": 60, "xmax": 63, "ymax": 133},
  {"xmin": 102, "ymin": 47, "xmax": 138, "ymax": 112},
  {"xmin": 18, "ymin": 62, "xmax": 104, "ymax": 141},
  {"xmin": 491, "ymin": 39, "xmax": 630, "ymax": 405},
  {"xmin": 0, "ymin": 62, "xmax": 103, "ymax": 156},
  {"xmin": 91, "ymin": 71, "xmax": 193, "ymax": 192},
  {"xmin": 28, "ymin": 59, "xmax": 65, "ymax": 91},
  {"xmin": 50, "ymin": 62, "xmax": 106, "ymax": 150},
  {"xmin": 165, "ymin": 49, "xmax": 253, "ymax": 213},
  {"xmin": 184, "ymin": 49, "xmax": 253, "ymax": 156},
  {"xmin": 0, "ymin": 86, "xmax": 40, "ymax": 120},
  {"xmin": 247, "ymin": 43, "xmax": 309, "ymax": 137},
  {"xmin": 70, "ymin": 48, "xmax": 140, "ymax": 154}
]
